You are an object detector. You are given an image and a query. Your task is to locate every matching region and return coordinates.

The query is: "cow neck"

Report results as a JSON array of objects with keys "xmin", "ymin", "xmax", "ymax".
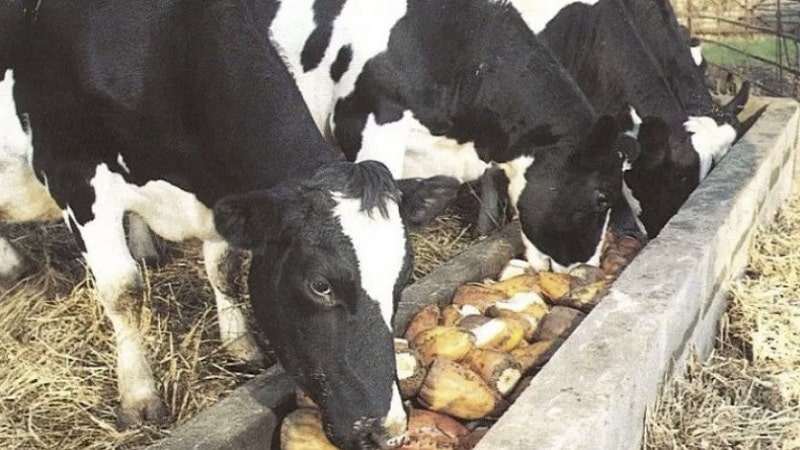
[
  {"xmin": 448, "ymin": 10, "xmax": 594, "ymax": 162},
  {"xmin": 540, "ymin": 0, "xmax": 690, "ymax": 139},
  {"xmin": 620, "ymin": 0, "xmax": 712, "ymax": 116}
]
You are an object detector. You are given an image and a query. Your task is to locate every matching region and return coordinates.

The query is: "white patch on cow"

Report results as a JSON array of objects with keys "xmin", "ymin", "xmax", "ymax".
[
  {"xmin": 684, "ymin": 116, "xmax": 737, "ymax": 181},
  {"xmin": 621, "ymin": 180, "xmax": 647, "ymax": 234},
  {"xmin": 332, "ymin": 193, "xmax": 406, "ymax": 331},
  {"xmin": 403, "ymin": 115, "xmax": 491, "ymax": 182},
  {"xmin": 690, "ymin": 45, "xmax": 704, "ymax": 67},
  {"xmin": 0, "ymin": 70, "xmax": 61, "ymax": 222},
  {"xmin": 270, "ymin": 0, "xmax": 408, "ymax": 132},
  {"xmin": 117, "ymin": 153, "xmax": 131, "ymax": 174},
  {"xmin": 510, "ymin": 0, "xmax": 600, "ymax": 33},
  {"xmin": 356, "ymin": 112, "xmax": 413, "ymax": 178},
  {"xmin": 382, "ymin": 384, "xmax": 408, "ymax": 444},
  {"xmin": 499, "ymin": 155, "xmax": 534, "ymax": 211},
  {"xmin": 520, "ymin": 210, "xmax": 611, "ymax": 273},
  {"xmin": 86, "ymin": 164, "xmax": 218, "ymax": 242},
  {"xmin": 625, "ymin": 106, "xmax": 642, "ymax": 140}
]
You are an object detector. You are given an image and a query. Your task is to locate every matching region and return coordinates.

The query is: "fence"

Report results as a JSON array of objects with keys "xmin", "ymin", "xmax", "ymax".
[{"xmin": 676, "ymin": 0, "xmax": 800, "ymax": 97}]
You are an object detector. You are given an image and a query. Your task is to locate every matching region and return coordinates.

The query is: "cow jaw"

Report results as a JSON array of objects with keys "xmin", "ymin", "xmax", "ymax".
[{"xmin": 684, "ymin": 116, "xmax": 737, "ymax": 181}]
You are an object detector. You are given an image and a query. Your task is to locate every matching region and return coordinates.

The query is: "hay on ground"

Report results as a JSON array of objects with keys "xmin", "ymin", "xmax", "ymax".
[{"xmin": 645, "ymin": 194, "xmax": 800, "ymax": 450}]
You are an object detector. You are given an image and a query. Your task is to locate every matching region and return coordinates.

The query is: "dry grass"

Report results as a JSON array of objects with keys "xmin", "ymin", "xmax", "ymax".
[
  {"xmin": 0, "ymin": 211, "xmax": 476, "ymax": 449},
  {"xmin": 644, "ymin": 194, "xmax": 800, "ymax": 450}
]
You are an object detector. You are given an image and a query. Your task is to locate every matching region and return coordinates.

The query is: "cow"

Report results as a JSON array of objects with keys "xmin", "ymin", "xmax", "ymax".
[
  {"xmin": 263, "ymin": 0, "xmax": 642, "ymax": 273},
  {"xmin": 511, "ymin": 0, "xmax": 763, "ymax": 238},
  {"xmin": 0, "ymin": 1, "xmax": 428, "ymax": 447}
]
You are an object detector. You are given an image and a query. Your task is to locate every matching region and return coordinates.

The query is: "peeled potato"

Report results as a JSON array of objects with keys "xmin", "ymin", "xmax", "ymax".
[
  {"xmin": 470, "ymin": 317, "xmax": 528, "ymax": 352},
  {"xmin": 537, "ymin": 271, "xmax": 574, "ymax": 301},
  {"xmin": 441, "ymin": 304, "xmax": 481, "ymax": 327},
  {"xmin": 511, "ymin": 340, "xmax": 556, "ymax": 374},
  {"xmin": 418, "ymin": 358, "xmax": 501, "ymax": 420},
  {"xmin": 461, "ymin": 348, "xmax": 522, "ymax": 396},
  {"xmin": 405, "ymin": 304, "xmax": 442, "ymax": 342},
  {"xmin": 396, "ymin": 339, "xmax": 427, "ymax": 399},
  {"xmin": 498, "ymin": 258, "xmax": 533, "ymax": 280},
  {"xmin": 412, "ymin": 326, "xmax": 476, "ymax": 365},
  {"xmin": 280, "ymin": 408, "xmax": 338, "ymax": 450},
  {"xmin": 490, "ymin": 273, "xmax": 542, "ymax": 297},
  {"xmin": 557, "ymin": 281, "xmax": 608, "ymax": 312},
  {"xmin": 399, "ymin": 409, "xmax": 469, "ymax": 450},
  {"xmin": 451, "ymin": 284, "xmax": 508, "ymax": 312}
]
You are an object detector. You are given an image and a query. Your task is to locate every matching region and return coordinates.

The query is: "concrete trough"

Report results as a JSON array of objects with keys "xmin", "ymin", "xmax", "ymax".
[{"xmin": 146, "ymin": 97, "xmax": 800, "ymax": 450}]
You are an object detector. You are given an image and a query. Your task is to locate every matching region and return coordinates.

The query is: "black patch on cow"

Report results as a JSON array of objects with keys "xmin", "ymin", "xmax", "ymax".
[
  {"xmin": 301, "ymin": 0, "xmax": 347, "ymax": 72},
  {"xmin": 329, "ymin": 44, "xmax": 351, "ymax": 82}
]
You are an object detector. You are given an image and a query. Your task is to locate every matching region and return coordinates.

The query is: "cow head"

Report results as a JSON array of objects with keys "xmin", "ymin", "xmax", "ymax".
[
  {"xmin": 214, "ymin": 160, "xmax": 409, "ymax": 450},
  {"xmin": 622, "ymin": 116, "xmax": 695, "ymax": 237},
  {"xmin": 501, "ymin": 116, "xmax": 638, "ymax": 272}
]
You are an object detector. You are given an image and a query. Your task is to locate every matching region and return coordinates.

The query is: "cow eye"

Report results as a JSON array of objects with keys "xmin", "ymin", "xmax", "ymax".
[{"xmin": 310, "ymin": 278, "xmax": 332, "ymax": 297}]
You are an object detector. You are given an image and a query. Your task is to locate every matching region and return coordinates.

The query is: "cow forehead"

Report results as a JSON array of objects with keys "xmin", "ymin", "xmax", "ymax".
[{"xmin": 332, "ymin": 192, "xmax": 406, "ymax": 332}]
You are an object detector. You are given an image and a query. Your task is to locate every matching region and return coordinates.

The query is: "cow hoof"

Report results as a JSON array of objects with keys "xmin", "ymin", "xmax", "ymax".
[
  {"xmin": 223, "ymin": 333, "xmax": 266, "ymax": 367},
  {"xmin": 115, "ymin": 396, "xmax": 169, "ymax": 429}
]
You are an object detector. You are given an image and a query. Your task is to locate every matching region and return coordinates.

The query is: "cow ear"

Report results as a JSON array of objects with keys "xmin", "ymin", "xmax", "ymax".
[
  {"xmin": 636, "ymin": 117, "xmax": 670, "ymax": 170},
  {"xmin": 723, "ymin": 80, "xmax": 750, "ymax": 116},
  {"xmin": 214, "ymin": 189, "xmax": 289, "ymax": 249}
]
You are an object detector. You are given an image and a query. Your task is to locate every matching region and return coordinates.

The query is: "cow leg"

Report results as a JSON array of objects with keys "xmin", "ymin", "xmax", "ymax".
[
  {"xmin": 202, "ymin": 239, "xmax": 264, "ymax": 364},
  {"xmin": 475, "ymin": 166, "xmax": 503, "ymax": 236},
  {"xmin": 70, "ymin": 205, "xmax": 168, "ymax": 427},
  {"xmin": 126, "ymin": 212, "xmax": 162, "ymax": 267}
]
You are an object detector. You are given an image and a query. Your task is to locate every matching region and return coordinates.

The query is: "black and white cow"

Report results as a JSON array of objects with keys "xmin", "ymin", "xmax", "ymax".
[
  {"xmin": 512, "ymin": 0, "xmax": 762, "ymax": 237},
  {"xmin": 264, "ymin": 0, "xmax": 641, "ymax": 272},
  {"xmin": 0, "ymin": 1, "xmax": 415, "ymax": 447}
]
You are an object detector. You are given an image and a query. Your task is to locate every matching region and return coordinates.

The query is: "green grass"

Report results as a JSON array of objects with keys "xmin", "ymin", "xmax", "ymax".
[{"xmin": 701, "ymin": 35, "xmax": 785, "ymax": 66}]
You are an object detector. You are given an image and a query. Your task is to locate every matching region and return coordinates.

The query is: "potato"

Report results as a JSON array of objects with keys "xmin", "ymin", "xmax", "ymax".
[
  {"xmin": 490, "ymin": 273, "xmax": 542, "ymax": 297},
  {"xmin": 399, "ymin": 409, "xmax": 469, "ymax": 450},
  {"xmin": 418, "ymin": 358, "xmax": 501, "ymax": 420},
  {"xmin": 510, "ymin": 340, "xmax": 557, "ymax": 374},
  {"xmin": 441, "ymin": 304, "xmax": 481, "ymax": 327},
  {"xmin": 556, "ymin": 280, "xmax": 608, "ymax": 312},
  {"xmin": 536, "ymin": 271, "xmax": 574, "ymax": 301},
  {"xmin": 412, "ymin": 326, "xmax": 476, "ymax": 365},
  {"xmin": 451, "ymin": 284, "xmax": 508, "ymax": 312},
  {"xmin": 461, "ymin": 348, "xmax": 522, "ymax": 396},
  {"xmin": 568, "ymin": 263, "xmax": 607, "ymax": 283},
  {"xmin": 404, "ymin": 304, "xmax": 442, "ymax": 341},
  {"xmin": 396, "ymin": 339, "xmax": 427, "ymax": 399},
  {"xmin": 294, "ymin": 387, "xmax": 317, "ymax": 409},
  {"xmin": 470, "ymin": 317, "xmax": 528, "ymax": 352},
  {"xmin": 280, "ymin": 408, "xmax": 338, "ymax": 450}
]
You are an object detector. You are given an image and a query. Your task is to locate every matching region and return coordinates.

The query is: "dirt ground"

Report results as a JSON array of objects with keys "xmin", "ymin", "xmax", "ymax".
[{"xmin": 644, "ymin": 192, "xmax": 800, "ymax": 449}]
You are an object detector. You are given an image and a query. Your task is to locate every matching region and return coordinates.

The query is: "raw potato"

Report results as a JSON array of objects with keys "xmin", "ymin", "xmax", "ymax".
[
  {"xmin": 280, "ymin": 408, "xmax": 338, "ymax": 450},
  {"xmin": 490, "ymin": 273, "xmax": 541, "ymax": 297},
  {"xmin": 441, "ymin": 304, "xmax": 481, "ymax": 327},
  {"xmin": 405, "ymin": 304, "xmax": 442, "ymax": 341},
  {"xmin": 470, "ymin": 317, "xmax": 528, "ymax": 352},
  {"xmin": 412, "ymin": 326, "xmax": 476, "ymax": 365},
  {"xmin": 537, "ymin": 271, "xmax": 574, "ymax": 300},
  {"xmin": 456, "ymin": 427, "xmax": 490, "ymax": 450},
  {"xmin": 399, "ymin": 409, "xmax": 469, "ymax": 450},
  {"xmin": 396, "ymin": 339, "xmax": 427, "ymax": 399},
  {"xmin": 498, "ymin": 258, "xmax": 532, "ymax": 280},
  {"xmin": 456, "ymin": 314, "xmax": 493, "ymax": 331},
  {"xmin": 568, "ymin": 263, "xmax": 607, "ymax": 283},
  {"xmin": 558, "ymin": 280, "xmax": 608, "ymax": 312},
  {"xmin": 486, "ymin": 308, "xmax": 539, "ymax": 341},
  {"xmin": 451, "ymin": 284, "xmax": 509, "ymax": 312},
  {"xmin": 461, "ymin": 348, "xmax": 522, "ymax": 396},
  {"xmin": 418, "ymin": 358, "xmax": 501, "ymax": 420},
  {"xmin": 511, "ymin": 340, "xmax": 556, "ymax": 374}
]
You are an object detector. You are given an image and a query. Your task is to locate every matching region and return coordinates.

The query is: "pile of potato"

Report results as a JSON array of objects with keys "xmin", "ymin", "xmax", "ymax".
[{"xmin": 281, "ymin": 233, "xmax": 643, "ymax": 450}]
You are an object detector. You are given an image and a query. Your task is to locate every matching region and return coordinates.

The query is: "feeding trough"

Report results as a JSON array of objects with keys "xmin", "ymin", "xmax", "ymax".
[{"xmin": 142, "ymin": 95, "xmax": 798, "ymax": 449}]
